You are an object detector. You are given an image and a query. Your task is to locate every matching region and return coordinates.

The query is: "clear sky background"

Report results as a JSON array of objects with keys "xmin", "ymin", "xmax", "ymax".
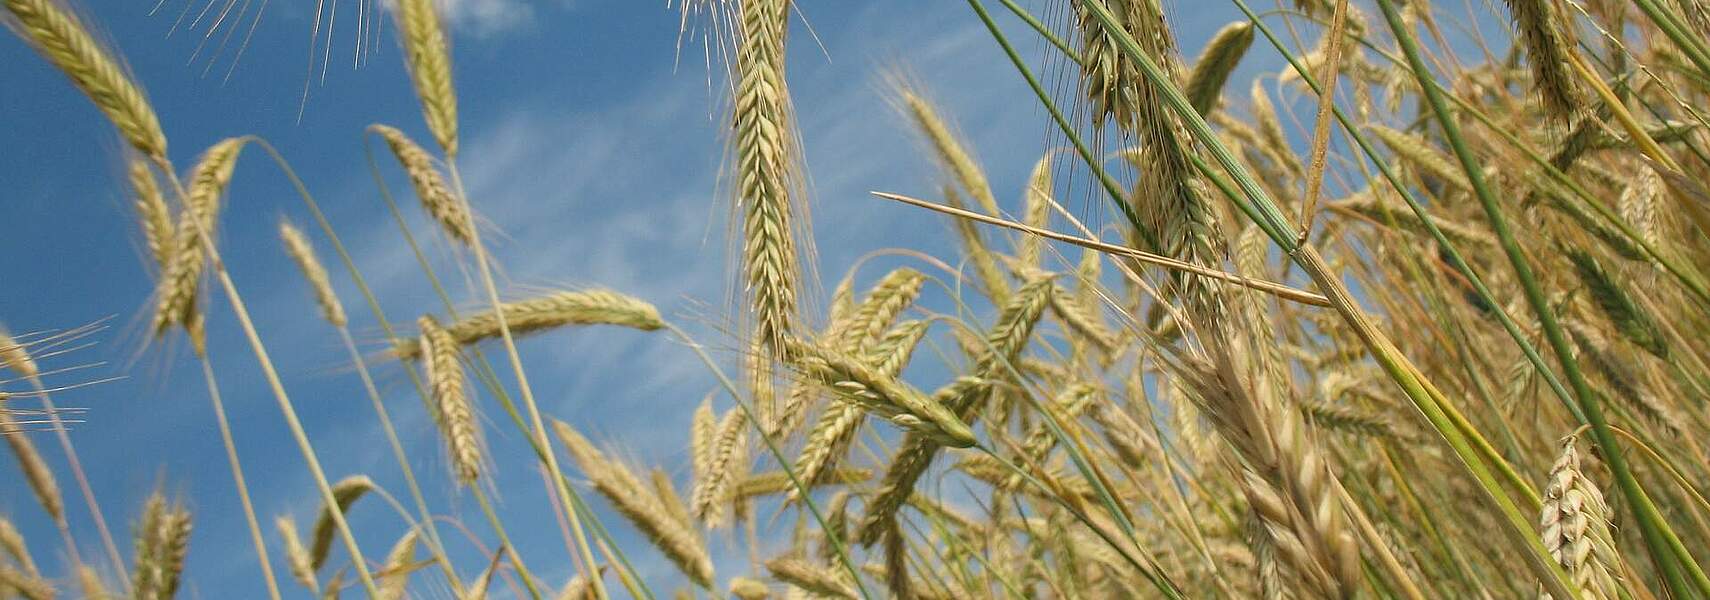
[{"xmin": 0, "ymin": 0, "xmax": 1387, "ymax": 596}]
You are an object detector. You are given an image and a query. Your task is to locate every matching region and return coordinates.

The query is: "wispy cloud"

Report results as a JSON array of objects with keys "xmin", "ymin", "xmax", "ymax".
[{"xmin": 431, "ymin": 0, "xmax": 536, "ymax": 36}]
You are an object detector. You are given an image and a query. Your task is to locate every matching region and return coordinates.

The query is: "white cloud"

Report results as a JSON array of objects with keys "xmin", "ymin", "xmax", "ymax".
[
  {"xmin": 376, "ymin": 0, "xmax": 541, "ymax": 36},
  {"xmin": 432, "ymin": 0, "xmax": 535, "ymax": 36}
]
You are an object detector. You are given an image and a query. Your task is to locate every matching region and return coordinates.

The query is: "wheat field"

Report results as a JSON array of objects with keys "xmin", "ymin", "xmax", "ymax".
[{"xmin": 4, "ymin": 0, "xmax": 1710, "ymax": 598}]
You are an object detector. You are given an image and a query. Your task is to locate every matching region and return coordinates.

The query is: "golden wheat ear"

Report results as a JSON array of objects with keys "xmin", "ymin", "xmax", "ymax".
[{"xmin": 3, "ymin": 0, "xmax": 167, "ymax": 161}]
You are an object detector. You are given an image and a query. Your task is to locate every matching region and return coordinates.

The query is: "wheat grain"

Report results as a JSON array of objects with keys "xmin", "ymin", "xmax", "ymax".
[{"xmin": 1539, "ymin": 436, "xmax": 1620, "ymax": 600}]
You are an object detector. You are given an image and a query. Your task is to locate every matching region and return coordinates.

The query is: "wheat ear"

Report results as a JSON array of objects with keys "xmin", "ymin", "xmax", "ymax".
[
  {"xmin": 276, "ymin": 516, "xmax": 319, "ymax": 593},
  {"xmin": 131, "ymin": 158, "xmax": 173, "ymax": 270},
  {"xmin": 785, "ymin": 336, "xmax": 975, "ymax": 447},
  {"xmin": 418, "ymin": 316, "xmax": 483, "ymax": 484},
  {"xmin": 279, "ymin": 219, "xmax": 348, "ymax": 327},
  {"xmin": 2, "ymin": 0, "xmax": 167, "ymax": 160},
  {"xmin": 1184, "ymin": 22, "xmax": 1255, "ymax": 115},
  {"xmin": 553, "ymin": 420, "xmax": 715, "ymax": 588},
  {"xmin": 789, "ymin": 319, "xmax": 930, "ymax": 504},
  {"xmin": 392, "ymin": 0, "xmax": 457, "ymax": 157},
  {"xmin": 376, "ymin": 529, "xmax": 419, "ymax": 600},
  {"xmin": 1539, "ymin": 436, "xmax": 1620, "ymax": 600},
  {"xmin": 733, "ymin": 0, "xmax": 802, "ymax": 358},
  {"xmin": 0, "ymin": 515, "xmax": 38, "ymax": 578},
  {"xmin": 858, "ymin": 278, "xmax": 1052, "ymax": 545},
  {"xmin": 309, "ymin": 476, "xmax": 375, "ymax": 571},
  {"xmin": 1501, "ymin": 0, "xmax": 1582, "ymax": 119},
  {"xmin": 0, "ymin": 564, "xmax": 53, "ymax": 600},
  {"xmin": 369, "ymin": 124, "xmax": 474, "ymax": 244},
  {"xmin": 150, "ymin": 138, "xmax": 246, "ymax": 352},
  {"xmin": 764, "ymin": 556, "xmax": 857, "ymax": 600},
  {"xmin": 391, "ymin": 290, "xmax": 662, "ymax": 359},
  {"xmin": 729, "ymin": 576, "xmax": 769, "ymax": 600}
]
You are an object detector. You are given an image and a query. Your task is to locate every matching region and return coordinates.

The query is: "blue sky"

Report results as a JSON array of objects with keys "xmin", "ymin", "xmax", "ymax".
[{"xmin": 0, "ymin": 0, "xmax": 1346, "ymax": 596}]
